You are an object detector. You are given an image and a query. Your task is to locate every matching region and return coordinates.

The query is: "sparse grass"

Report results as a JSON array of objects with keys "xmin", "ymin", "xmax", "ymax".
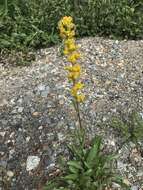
[{"xmin": 111, "ymin": 112, "xmax": 143, "ymax": 149}]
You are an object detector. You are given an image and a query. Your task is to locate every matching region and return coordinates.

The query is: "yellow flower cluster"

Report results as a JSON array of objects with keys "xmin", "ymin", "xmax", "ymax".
[
  {"xmin": 58, "ymin": 16, "xmax": 75, "ymax": 39},
  {"xmin": 58, "ymin": 16, "xmax": 85, "ymax": 103}
]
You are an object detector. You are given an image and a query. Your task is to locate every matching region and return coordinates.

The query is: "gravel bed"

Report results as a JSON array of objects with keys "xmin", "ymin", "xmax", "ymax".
[{"xmin": 0, "ymin": 37, "xmax": 143, "ymax": 189}]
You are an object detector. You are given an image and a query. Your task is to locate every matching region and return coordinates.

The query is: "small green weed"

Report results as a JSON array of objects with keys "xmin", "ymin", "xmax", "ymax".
[{"xmin": 111, "ymin": 112, "xmax": 143, "ymax": 146}]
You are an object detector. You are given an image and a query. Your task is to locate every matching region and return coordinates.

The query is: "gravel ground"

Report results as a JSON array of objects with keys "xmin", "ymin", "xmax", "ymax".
[{"xmin": 0, "ymin": 37, "xmax": 143, "ymax": 190}]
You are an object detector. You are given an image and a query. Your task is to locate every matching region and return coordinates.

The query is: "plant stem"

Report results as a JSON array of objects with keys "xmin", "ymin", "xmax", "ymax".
[
  {"xmin": 76, "ymin": 101, "xmax": 82, "ymax": 130},
  {"xmin": 72, "ymin": 79, "xmax": 83, "ymax": 130},
  {"xmin": 75, "ymin": 100, "xmax": 86, "ymax": 149},
  {"xmin": 72, "ymin": 99, "xmax": 85, "ymax": 147}
]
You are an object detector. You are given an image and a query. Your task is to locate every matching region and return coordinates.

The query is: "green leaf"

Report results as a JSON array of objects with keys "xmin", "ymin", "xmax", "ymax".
[
  {"xmin": 64, "ymin": 174, "xmax": 78, "ymax": 181},
  {"xmin": 106, "ymin": 154, "xmax": 119, "ymax": 161},
  {"xmin": 68, "ymin": 144, "xmax": 83, "ymax": 161},
  {"xmin": 1, "ymin": 39, "xmax": 11, "ymax": 47},
  {"xmin": 86, "ymin": 136, "xmax": 102, "ymax": 165},
  {"xmin": 67, "ymin": 161, "xmax": 82, "ymax": 170},
  {"xmin": 68, "ymin": 166, "xmax": 79, "ymax": 174},
  {"xmin": 84, "ymin": 169, "xmax": 93, "ymax": 176}
]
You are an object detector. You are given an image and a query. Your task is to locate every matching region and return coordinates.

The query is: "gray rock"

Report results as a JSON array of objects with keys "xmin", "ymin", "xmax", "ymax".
[
  {"xmin": 17, "ymin": 107, "xmax": 24, "ymax": 113},
  {"xmin": 117, "ymin": 160, "xmax": 127, "ymax": 170},
  {"xmin": 0, "ymin": 160, "xmax": 7, "ymax": 168},
  {"xmin": 40, "ymin": 86, "xmax": 50, "ymax": 97},
  {"xmin": 41, "ymin": 91, "xmax": 47, "ymax": 97},
  {"xmin": 17, "ymin": 98, "xmax": 23, "ymax": 104},
  {"xmin": 117, "ymin": 73, "xmax": 125, "ymax": 82},
  {"xmin": 0, "ymin": 98, "xmax": 8, "ymax": 107}
]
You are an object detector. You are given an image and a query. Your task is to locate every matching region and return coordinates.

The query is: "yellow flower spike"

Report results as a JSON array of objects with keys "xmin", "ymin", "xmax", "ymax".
[
  {"xmin": 68, "ymin": 71, "xmax": 80, "ymax": 80},
  {"xmin": 58, "ymin": 16, "xmax": 85, "ymax": 104},
  {"xmin": 65, "ymin": 64, "xmax": 81, "ymax": 72},
  {"xmin": 74, "ymin": 52, "xmax": 81, "ymax": 59},
  {"xmin": 63, "ymin": 45, "xmax": 77, "ymax": 55},
  {"xmin": 68, "ymin": 44, "xmax": 77, "ymax": 51},
  {"xmin": 63, "ymin": 48, "xmax": 69, "ymax": 55},
  {"xmin": 65, "ymin": 38, "xmax": 75, "ymax": 45},
  {"xmin": 68, "ymin": 23, "xmax": 75, "ymax": 30},
  {"xmin": 71, "ymin": 88, "xmax": 77, "ymax": 97},
  {"xmin": 62, "ymin": 16, "xmax": 73, "ymax": 25},
  {"xmin": 76, "ymin": 94, "xmax": 85, "ymax": 103},
  {"xmin": 71, "ymin": 82, "xmax": 84, "ymax": 99},
  {"xmin": 67, "ymin": 52, "xmax": 81, "ymax": 64},
  {"xmin": 58, "ymin": 16, "xmax": 75, "ymax": 39},
  {"xmin": 64, "ymin": 39, "xmax": 77, "ymax": 52},
  {"xmin": 67, "ymin": 30, "xmax": 75, "ymax": 38},
  {"xmin": 73, "ymin": 82, "xmax": 84, "ymax": 91},
  {"xmin": 67, "ymin": 55, "xmax": 76, "ymax": 64}
]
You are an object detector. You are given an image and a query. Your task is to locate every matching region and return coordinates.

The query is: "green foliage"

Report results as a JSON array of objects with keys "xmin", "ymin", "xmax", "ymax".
[
  {"xmin": 75, "ymin": 0, "xmax": 143, "ymax": 39},
  {"xmin": 0, "ymin": 0, "xmax": 71, "ymax": 50},
  {"xmin": 0, "ymin": 0, "xmax": 71, "ymax": 64},
  {"xmin": 0, "ymin": 0, "xmax": 143, "ymax": 64},
  {"xmin": 111, "ymin": 112, "xmax": 143, "ymax": 144},
  {"xmin": 44, "ymin": 133, "xmax": 129, "ymax": 190}
]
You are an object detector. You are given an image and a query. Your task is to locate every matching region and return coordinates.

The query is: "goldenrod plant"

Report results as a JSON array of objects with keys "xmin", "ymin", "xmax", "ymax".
[
  {"xmin": 58, "ymin": 16, "xmax": 85, "ymax": 132},
  {"xmin": 44, "ymin": 16, "xmax": 130, "ymax": 190}
]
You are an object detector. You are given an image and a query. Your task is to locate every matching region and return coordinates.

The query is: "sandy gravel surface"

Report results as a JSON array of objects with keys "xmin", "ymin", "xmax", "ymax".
[{"xmin": 0, "ymin": 37, "xmax": 143, "ymax": 189}]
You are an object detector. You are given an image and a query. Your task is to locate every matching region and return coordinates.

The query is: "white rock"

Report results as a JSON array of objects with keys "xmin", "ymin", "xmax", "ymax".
[
  {"xmin": 10, "ymin": 99, "xmax": 15, "ymax": 105},
  {"xmin": 17, "ymin": 107, "xmax": 24, "ymax": 113},
  {"xmin": 9, "ymin": 149, "xmax": 15, "ymax": 155},
  {"xmin": 108, "ymin": 139, "xmax": 115, "ymax": 146},
  {"xmin": 123, "ymin": 178, "xmax": 131, "ymax": 186},
  {"xmin": 0, "ymin": 98, "xmax": 8, "ymax": 107},
  {"xmin": 10, "ymin": 132, "xmax": 15, "ymax": 138},
  {"xmin": 7, "ymin": 171, "xmax": 14, "ymax": 177},
  {"xmin": 37, "ymin": 84, "xmax": 45, "ymax": 91},
  {"xmin": 26, "ymin": 156, "xmax": 40, "ymax": 171},
  {"xmin": 102, "ymin": 116, "xmax": 107, "ymax": 122},
  {"xmin": 115, "ymin": 40, "xmax": 119, "ymax": 44},
  {"xmin": 131, "ymin": 186, "xmax": 139, "ymax": 190},
  {"xmin": 38, "ymin": 126, "xmax": 43, "ymax": 130},
  {"xmin": 46, "ymin": 163, "xmax": 55, "ymax": 170},
  {"xmin": 112, "ymin": 182, "xmax": 121, "ymax": 188},
  {"xmin": 9, "ymin": 150, "xmax": 15, "ymax": 159},
  {"xmin": 139, "ymin": 112, "xmax": 143, "ymax": 119},
  {"xmin": 0, "ymin": 131, "xmax": 6, "ymax": 137},
  {"xmin": 117, "ymin": 160, "xmax": 127, "ymax": 170},
  {"xmin": 26, "ymin": 136, "xmax": 30, "ymax": 142},
  {"xmin": 58, "ymin": 133, "xmax": 64, "ymax": 141},
  {"xmin": 137, "ymin": 170, "xmax": 143, "ymax": 177}
]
